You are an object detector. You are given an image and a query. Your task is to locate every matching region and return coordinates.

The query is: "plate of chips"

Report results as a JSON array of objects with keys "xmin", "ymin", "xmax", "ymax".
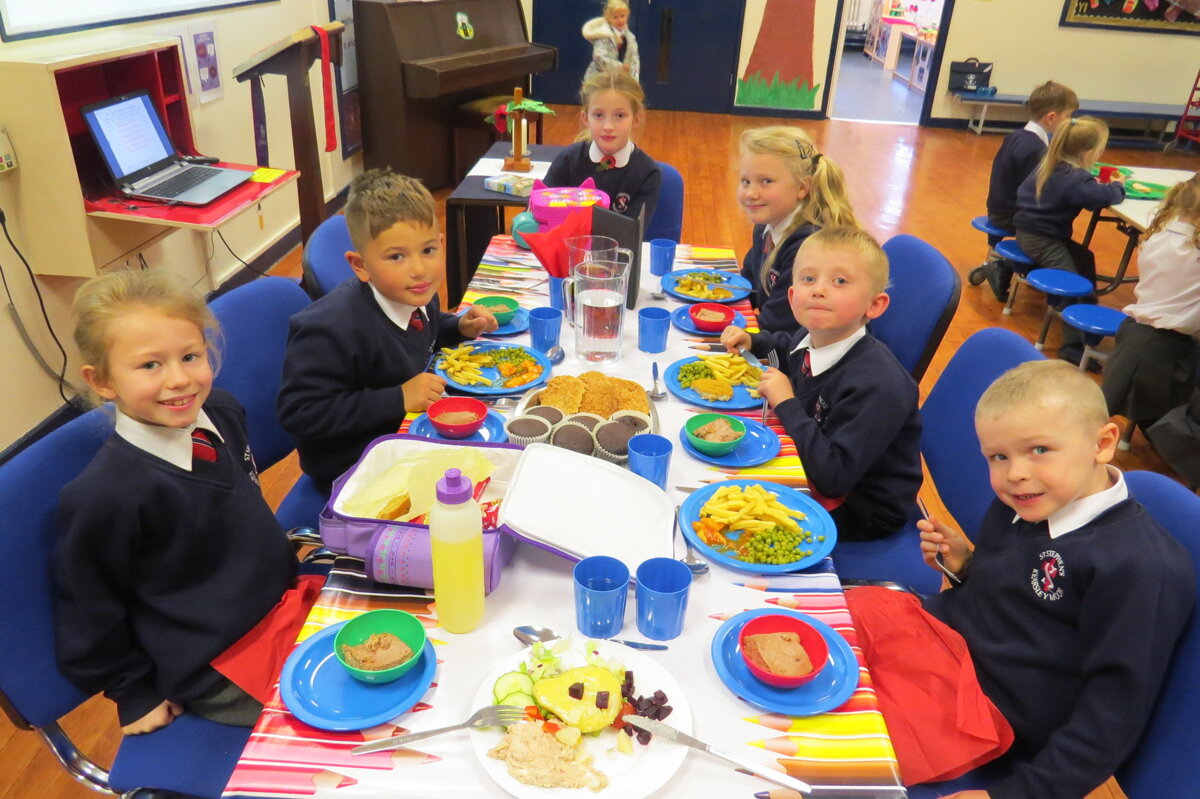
[
  {"xmin": 434, "ymin": 343, "xmax": 551, "ymax": 395},
  {"xmin": 664, "ymin": 354, "xmax": 762, "ymax": 410},
  {"xmin": 660, "ymin": 269, "xmax": 752, "ymax": 304}
]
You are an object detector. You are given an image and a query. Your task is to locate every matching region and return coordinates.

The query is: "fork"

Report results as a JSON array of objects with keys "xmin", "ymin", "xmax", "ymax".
[
  {"xmin": 761, "ymin": 349, "xmax": 779, "ymax": 427},
  {"xmin": 350, "ymin": 705, "xmax": 528, "ymax": 754}
]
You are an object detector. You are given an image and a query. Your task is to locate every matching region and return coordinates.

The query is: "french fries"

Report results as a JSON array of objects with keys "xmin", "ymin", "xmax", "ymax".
[
  {"xmin": 436, "ymin": 344, "xmax": 495, "ymax": 386},
  {"xmin": 697, "ymin": 484, "xmax": 807, "ymax": 535},
  {"xmin": 697, "ymin": 353, "xmax": 762, "ymax": 395}
]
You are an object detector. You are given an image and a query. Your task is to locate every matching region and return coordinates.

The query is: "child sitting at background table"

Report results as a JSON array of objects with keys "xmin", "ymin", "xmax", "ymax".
[
  {"xmin": 737, "ymin": 126, "xmax": 859, "ymax": 336},
  {"xmin": 846, "ymin": 361, "xmax": 1194, "ymax": 796},
  {"xmin": 720, "ymin": 226, "xmax": 921, "ymax": 541},
  {"xmin": 543, "ymin": 68, "xmax": 661, "ymax": 224},
  {"xmin": 982, "ymin": 80, "xmax": 1078, "ymax": 302},
  {"xmin": 277, "ymin": 169, "xmax": 496, "ymax": 493},
  {"xmin": 582, "ymin": 0, "xmax": 639, "ymax": 81}
]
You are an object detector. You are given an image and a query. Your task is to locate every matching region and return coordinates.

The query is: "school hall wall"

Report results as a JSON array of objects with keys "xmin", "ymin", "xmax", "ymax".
[{"xmin": 0, "ymin": 0, "xmax": 359, "ymax": 453}]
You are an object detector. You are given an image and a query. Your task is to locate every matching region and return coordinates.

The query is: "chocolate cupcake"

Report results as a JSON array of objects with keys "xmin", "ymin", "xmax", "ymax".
[
  {"xmin": 526, "ymin": 405, "xmax": 564, "ymax": 426},
  {"xmin": 550, "ymin": 422, "xmax": 595, "ymax": 456},
  {"xmin": 593, "ymin": 421, "xmax": 636, "ymax": 463},
  {"xmin": 505, "ymin": 415, "xmax": 552, "ymax": 447},
  {"xmin": 611, "ymin": 410, "xmax": 653, "ymax": 434},
  {"xmin": 565, "ymin": 413, "xmax": 605, "ymax": 431}
]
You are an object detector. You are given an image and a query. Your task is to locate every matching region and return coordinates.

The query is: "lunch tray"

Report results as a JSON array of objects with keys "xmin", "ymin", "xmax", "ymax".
[{"xmin": 511, "ymin": 384, "xmax": 662, "ymax": 433}]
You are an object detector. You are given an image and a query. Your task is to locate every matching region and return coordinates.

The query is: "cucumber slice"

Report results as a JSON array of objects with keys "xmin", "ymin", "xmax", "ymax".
[
  {"xmin": 497, "ymin": 691, "xmax": 535, "ymax": 709},
  {"xmin": 493, "ymin": 670, "xmax": 535, "ymax": 701}
]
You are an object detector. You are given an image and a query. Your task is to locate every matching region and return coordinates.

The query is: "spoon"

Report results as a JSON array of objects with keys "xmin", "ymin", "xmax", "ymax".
[
  {"xmin": 546, "ymin": 345, "xmax": 565, "ymax": 365},
  {"xmin": 513, "ymin": 625, "xmax": 667, "ymax": 652},
  {"xmin": 673, "ymin": 506, "xmax": 709, "ymax": 576},
  {"xmin": 649, "ymin": 362, "xmax": 667, "ymax": 401}
]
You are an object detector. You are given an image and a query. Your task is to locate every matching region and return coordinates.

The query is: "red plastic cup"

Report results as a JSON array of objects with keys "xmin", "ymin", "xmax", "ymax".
[{"xmin": 1098, "ymin": 166, "xmax": 1118, "ymax": 184}]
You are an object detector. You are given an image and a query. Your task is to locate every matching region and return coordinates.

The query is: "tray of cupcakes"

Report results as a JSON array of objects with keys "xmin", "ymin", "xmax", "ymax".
[{"xmin": 503, "ymin": 372, "xmax": 661, "ymax": 464}]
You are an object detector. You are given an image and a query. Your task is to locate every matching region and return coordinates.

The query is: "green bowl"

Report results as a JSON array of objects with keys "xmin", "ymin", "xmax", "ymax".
[
  {"xmin": 475, "ymin": 295, "xmax": 519, "ymax": 325},
  {"xmin": 685, "ymin": 413, "xmax": 747, "ymax": 456},
  {"xmin": 334, "ymin": 609, "xmax": 428, "ymax": 684}
]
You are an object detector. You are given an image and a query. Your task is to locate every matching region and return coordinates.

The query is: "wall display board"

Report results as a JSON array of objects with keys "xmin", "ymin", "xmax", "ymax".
[
  {"xmin": 0, "ymin": 0, "xmax": 273, "ymax": 41},
  {"xmin": 1060, "ymin": 0, "xmax": 1200, "ymax": 37}
]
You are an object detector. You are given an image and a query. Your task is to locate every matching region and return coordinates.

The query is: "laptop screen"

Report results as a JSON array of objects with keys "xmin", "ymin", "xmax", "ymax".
[{"xmin": 81, "ymin": 91, "xmax": 176, "ymax": 185}]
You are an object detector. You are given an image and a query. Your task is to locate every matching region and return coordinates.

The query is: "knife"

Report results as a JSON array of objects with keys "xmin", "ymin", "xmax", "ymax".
[
  {"xmin": 738, "ymin": 348, "xmax": 765, "ymax": 371},
  {"xmin": 623, "ymin": 715, "xmax": 813, "ymax": 795}
]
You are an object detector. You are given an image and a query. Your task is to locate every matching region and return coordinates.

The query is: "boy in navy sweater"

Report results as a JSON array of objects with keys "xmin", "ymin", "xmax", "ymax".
[
  {"xmin": 983, "ymin": 81, "xmax": 1078, "ymax": 301},
  {"xmin": 277, "ymin": 169, "xmax": 496, "ymax": 492},
  {"xmin": 721, "ymin": 226, "xmax": 922, "ymax": 540}
]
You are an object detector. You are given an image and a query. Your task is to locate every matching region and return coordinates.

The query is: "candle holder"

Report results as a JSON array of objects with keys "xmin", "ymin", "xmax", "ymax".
[{"xmin": 486, "ymin": 88, "xmax": 554, "ymax": 173}]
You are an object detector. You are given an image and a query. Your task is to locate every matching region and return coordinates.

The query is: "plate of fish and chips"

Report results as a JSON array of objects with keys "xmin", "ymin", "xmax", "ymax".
[{"xmin": 663, "ymin": 353, "xmax": 763, "ymax": 410}]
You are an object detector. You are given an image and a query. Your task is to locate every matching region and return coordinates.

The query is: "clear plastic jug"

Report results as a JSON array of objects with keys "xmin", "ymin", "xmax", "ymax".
[{"xmin": 564, "ymin": 254, "xmax": 633, "ymax": 363}]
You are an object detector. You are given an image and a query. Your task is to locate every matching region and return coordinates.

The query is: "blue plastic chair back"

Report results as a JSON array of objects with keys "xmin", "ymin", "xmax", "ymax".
[
  {"xmin": 873, "ymin": 234, "xmax": 962, "ymax": 382},
  {"xmin": 301, "ymin": 214, "xmax": 355, "ymax": 299},
  {"xmin": 645, "ymin": 162, "xmax": 684, "ymax": 242}
]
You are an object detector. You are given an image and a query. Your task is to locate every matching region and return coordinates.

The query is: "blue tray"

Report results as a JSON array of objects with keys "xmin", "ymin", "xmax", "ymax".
[
  {"xmin": 409, "ymin": 409, "xmax": 509, "ymax": 444},
  {"xmin": 279, "ymin": 621, "xmax": 437, "ymax": 731},
  {"xmin": 678, "ymin": 479, "xmax": 836, "ymax": 573},
  {"xmin": 670, "ymin": 305, "xmax": 747, "ymax": 336},
  {"xmin": 433, "ymin": 342, "xmax": 551, "ymax": 396},
  {"xmin": 664, "ymin": 356, "xmax": 761, "ymax": 411},
  {"xmin": 660, "ymin": 269, "xmax": 752, "ymax": 304},
  {"xmin": 479, "ymin": 307, "xmax": 531, "ymax": 338},
  {"xmin": 679, "ymin": 417, "xmax": 780, "ymax": 468},
  {"xmin": 711, "ymin": 608, "xmax": 859, "ymax": 716}
]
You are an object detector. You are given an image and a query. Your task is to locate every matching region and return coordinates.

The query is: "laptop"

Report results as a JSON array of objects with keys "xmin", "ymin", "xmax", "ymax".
[
  {"xmin": 590, "ymin": 204, "xmax": 645, "ymax": 310},
  {"xmin": 81, "ymin": 90, "xmax": 251, "ymax": 206}
]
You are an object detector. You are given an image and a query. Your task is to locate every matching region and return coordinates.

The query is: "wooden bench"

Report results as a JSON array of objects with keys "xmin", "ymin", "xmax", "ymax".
[{"xmin": 951, "ymin": 90, "xmax": 1182, "ymax": 144}]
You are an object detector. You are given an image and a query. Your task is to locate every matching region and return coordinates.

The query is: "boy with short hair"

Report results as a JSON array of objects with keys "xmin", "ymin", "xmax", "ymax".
[
  {"xmin": 721, "ymin": 226, "xmax": 922, "ymax": 540},
  {"xmin": 984, "ymin": 80, "xmax": 1079, "ymax": 301},
  {"xmin": 277, "ymin": 169, "xmax": 496, "ymax": 492},
  {"xmin": 849, "ymin": 361, "xmax": 1194, "ymax": 795}
]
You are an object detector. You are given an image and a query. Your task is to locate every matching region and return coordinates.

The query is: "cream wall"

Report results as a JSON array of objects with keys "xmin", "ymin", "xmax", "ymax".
[
  {"xmin": 932, "ymin": 0, "xmax": 1198, "ymax": 123},
  {"xmin": 737, "ymin": 0, "xmax": 841, "ymax": 110},
  {"xmin": 0, "ymin": 0, "xmax": 359, "ymax": 451}
]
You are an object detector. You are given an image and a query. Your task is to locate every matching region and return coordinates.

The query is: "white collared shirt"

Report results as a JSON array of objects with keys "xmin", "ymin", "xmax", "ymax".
[
  {"xmin": 790, "ymin": 326, "xmax": 868, "ymax": 377},
  {"xmin": 1012, "ymin": 465, "xmax": 1129, "ymax": 538},
  {"xmin": 368, "ymin": 283, "xmax": 426, "ymax": 332},
  {"xmin": 1024, "ymin": 120, "xmax": 1050, "ymax": 147},
  {"xmin": 769, "ymin": 207, "xmax": 801, "ymax": 249},
  {"xmin": 114, "ymin": 407, "xmax": 223, "ymax": 472},
  {"xmin": 1123, "ymin": 220, "xmax": 1200, "ymax": 337},
  {"xmin": 588, "ymin": 139, "xmax": 635, "ymax": 169}
]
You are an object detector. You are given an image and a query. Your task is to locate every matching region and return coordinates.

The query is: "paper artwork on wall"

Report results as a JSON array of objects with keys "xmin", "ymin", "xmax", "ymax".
[
  {"xmin": 1060, "ymin": 0, "xmax": 1200, "ymax": 36},
  {"xmin": 736, "ymin": 0, "xmax": 822, "ymax": 110}
]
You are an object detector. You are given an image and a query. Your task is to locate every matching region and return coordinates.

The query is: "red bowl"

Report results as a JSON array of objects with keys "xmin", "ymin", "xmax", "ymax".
[
  {"xmin": 688, "ymin": 302, "xmax": 736, "ymax": 332},
  {"xmin": 738, "ymin": 614, "xmax": 829, "ymax": 688},
  {"xmin": 426, "ymin": 397, "xmax": 488, "ymax": 439}
]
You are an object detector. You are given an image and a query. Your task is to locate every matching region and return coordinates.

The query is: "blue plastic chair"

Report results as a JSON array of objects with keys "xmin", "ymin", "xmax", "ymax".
[
  {"xmin": 645, "ymin": 161, "xmax": 684, "ymax": 243},
  {"xmin": 1062, "ymin": 304, "xmax": 1127, "ymax": 372},
  {"xmin": 0, "ymin": 409, "xmax": 252, "ymax": 798},
  {"xmin": 872, "ymin": 234, "xmax": 962, "ymax": 382},
  {"xmin": 300, "ymin": 214, "xmax": 355, "ymax": 299},
  {"xmin": 835, "ymin": 329, "xmax": 1044, "ymax": 593},
  {"xmin": 1023, "ymin": 268, "xmax": 1094, "ymax": 350}
]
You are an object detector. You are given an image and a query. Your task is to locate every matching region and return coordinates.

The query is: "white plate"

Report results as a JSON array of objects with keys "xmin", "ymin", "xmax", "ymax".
[{"xmin": 469, "ymin": 638, "xmax": 692, "ymax": 799}]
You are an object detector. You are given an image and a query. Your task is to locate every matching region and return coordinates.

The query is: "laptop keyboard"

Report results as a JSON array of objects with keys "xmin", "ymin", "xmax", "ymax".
[{"xmin": 150, "ymin": 166, "xmax": 221, "ymax": 198}]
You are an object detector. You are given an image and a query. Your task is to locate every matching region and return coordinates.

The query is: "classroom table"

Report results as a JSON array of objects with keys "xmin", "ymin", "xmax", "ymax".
[{"xmin": 222, "ymin": 239, "xmax": 907, "ymax": 799}]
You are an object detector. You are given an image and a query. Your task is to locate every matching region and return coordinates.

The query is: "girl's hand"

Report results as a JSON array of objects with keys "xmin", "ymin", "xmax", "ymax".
[
  {"xmin": 758, "ymin": 367, "xmax": 794, "ymax": 407},
  {"xmin": 459, "ymin": 306, "xmax": 498, "ymax": 337},
  {"xmin": 720, "ymin": 326, "xmax": 751, "ymax": 354},
  {"xmin": 122, "ymin": 699, "xmax": 183, "ymax": 735},
  {"xmin": 402, "ymin": 373, "xmax": 447, "ymax": 412},
  {"xmin": 918, "ymin": 515, "xmax": 972, "ymax": 576}
]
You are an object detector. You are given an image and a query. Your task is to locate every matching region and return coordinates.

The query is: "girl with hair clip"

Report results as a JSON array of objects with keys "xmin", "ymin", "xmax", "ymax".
[
  {"xmin": 738, "ymin": 126, "xmax": 859, "ymax": 335},
  {"xmin": 1013, "ymin": 115, "xmax": 1126, "ymax": 365},
  {"xmin": 583, "ymin": 0, "xmax": 639, "ymax": 81},
  {"xmin": 1103, "ymin": 171, "xmax": 1200, "ymax": 435},
  {"xmin": 544, "ymin": 68, "xmax": 661, "ymax": 222}
]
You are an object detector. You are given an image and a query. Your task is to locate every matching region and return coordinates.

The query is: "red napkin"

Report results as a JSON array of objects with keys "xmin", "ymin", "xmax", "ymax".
[{"xmin": 522, "ymin": 207, "xmax": 592, "ymax": 278}]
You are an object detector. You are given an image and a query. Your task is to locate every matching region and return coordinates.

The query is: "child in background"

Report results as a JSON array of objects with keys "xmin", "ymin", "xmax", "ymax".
[
  {"xmin": 737, "ymin": 126, "xmax": 859, "ymax": 335},
  {"xmin": 721, "ymin": 227, "xmax": 921, "ymax": 540},
  {"xmin": 1014, "ymin": 116, "xmax": 1126, "ymax": 367},
  {"xmin": 983, "ymin": 80, "xmax": 1078, "ymax": 302},
  {"xmin": 544, "ymin": 68, "xmax": 662, "ymax": 223},
  {"xmin": 55, "ymin": 270, "xmax": 306, "ymax": 733},
  {"xmin": 583, "ymin": 0, "xmax": 639, "ymax": 81},
  {"xmin": 277, "ymin": 169, "xmax": 497, "ymax": 492},
  {"xmin": 1103, "ymin": 171, "xmax": 1200, "ymax": 435},
  {"xmin": 847, "ymin": 361, "xmax": 1193, "ymax": 794}
]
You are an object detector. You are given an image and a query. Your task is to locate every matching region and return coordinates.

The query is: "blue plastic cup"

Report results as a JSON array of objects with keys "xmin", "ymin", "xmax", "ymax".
[
  {"xmin": 637, "ymin": 306, "xmax": 671, "ymax": 353},
  {"xmin": 548, "ymin": 277, "xmax": 566, "ymax": 311},
  {"xmin": 649, "ymin": 239, "xmax": 677, "ymax": 277},
  {"xmin": 573, "ymin": 556, "xmax": 630, "ymax": 638},
  {"xmin": 635, "ymin": 558, "xmax": 692, "ymax": 640},
  {"xmin": 529, "ymin": 306, "xmax": 563, "ymax": 353},
  {"xmin": 627, "ymin": 433, "xmax": 672, "ymax": 490}
]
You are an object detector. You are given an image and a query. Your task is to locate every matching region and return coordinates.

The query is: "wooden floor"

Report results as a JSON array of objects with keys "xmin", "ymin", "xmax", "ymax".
[{"xmin": 4, "ymin": 108, "xmax": 1194, "ymax": 799}]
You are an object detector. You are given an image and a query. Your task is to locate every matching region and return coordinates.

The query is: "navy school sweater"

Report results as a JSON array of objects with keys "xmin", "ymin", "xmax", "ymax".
[
  {"xmin": 54, "ymin": 390, "xmax": 296, "ymax": 725},
  {"xmin": 740, "ymin": 222, "xmax": 819, "ymax": 337},
  {"xmin": 986, "ymin": 128, "xmax": 1047, "ymax": 228},
  {"xmin": 544, "ymin": 141, "xmax": 662, "ymax": 225},
  {"xmin": 276, "ymin": 278, "xmax": 466, "ymax": 491},
  {"xmin": 1013, "ymin": 161, "xmax": 1126, "ymax": 241},
  {"xmin": 924, "ymin": 497, "xmax": 1194, "ymax": 799}
]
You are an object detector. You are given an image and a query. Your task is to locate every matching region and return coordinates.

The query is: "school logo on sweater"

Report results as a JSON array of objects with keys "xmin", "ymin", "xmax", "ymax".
[
  {"xmin": 1030, "ymin": 549, "xmax": 1066, "ymax": 601},
  {"xmin": 614, "ymin": 192, "xmax": 631, "ymax": 213},
  {"xmin": 244, "ymin": 445, "xmax": 260, "ymax": 486}
]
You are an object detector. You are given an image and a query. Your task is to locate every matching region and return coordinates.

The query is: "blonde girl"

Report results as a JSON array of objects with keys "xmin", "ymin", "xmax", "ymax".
[
  {"xmin": 1013, "ymin": 116, "xmax": 1126, "ymax": 365},
  {"xmin": 1103, "ymin": 171, "xmax": 1200, "ymax": 433},
  {"xmin": 56, "ymin": 270, "xmax": 305, "ymax": 735},
  {"xmin": 544, "ymin": 68, "xmax": 662, "ymax": 221},
  {"xmin": 737, "ymin": 126, "xmax": 859, "ymax": 335},
  {"xmin": 583, "ymin": 0, "xmax": 639, "ymax": 81}
]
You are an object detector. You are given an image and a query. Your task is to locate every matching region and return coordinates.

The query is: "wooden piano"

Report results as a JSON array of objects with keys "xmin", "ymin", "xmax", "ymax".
[{"xmin": 353, "ymin": 0, "xmax": 557, "ymax": 191}]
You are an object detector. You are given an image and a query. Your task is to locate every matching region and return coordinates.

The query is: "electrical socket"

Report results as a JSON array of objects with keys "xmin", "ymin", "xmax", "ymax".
[{"xmin": 0, "ymin": 128, "xmax": 16, "ymax": 174}]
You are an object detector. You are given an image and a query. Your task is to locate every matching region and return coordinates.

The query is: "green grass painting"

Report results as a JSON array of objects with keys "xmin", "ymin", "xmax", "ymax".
[{"xmin": 736, "ymin": 71, "xmax": 821, "ymax": 110}]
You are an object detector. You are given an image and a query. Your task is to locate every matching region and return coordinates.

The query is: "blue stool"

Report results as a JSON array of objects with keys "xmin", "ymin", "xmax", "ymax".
[
  {"xmin": 967, "ymin": 216, "xmax": 1014, "ymax": 287},
  {"xmin": 1061, "ymin": 304, "xmax": 1127, "ymax": 372},
  {"xmin": 994, "ymin": 240, "xmax": 1036, "ymax": 315},
  {"xmin": 1024, "ymin": 268, "xmax": 1094, "ymax": 350}
]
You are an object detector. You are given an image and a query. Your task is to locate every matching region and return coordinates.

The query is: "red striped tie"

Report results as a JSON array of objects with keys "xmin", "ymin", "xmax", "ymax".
[
  {"xmin": 192, "ymin": 429, "xmax": 218, "ymax": 463},
  {"xmin": 800, "ymin": 349, "xmax": 812, "ymax": 378},
  {"xmin": 762, "ymin": 234, "xmax": 775, "ymax": 257},
  {"xmin": 409, "ymin": 311, "xmax": 425, "ymax": 332}
]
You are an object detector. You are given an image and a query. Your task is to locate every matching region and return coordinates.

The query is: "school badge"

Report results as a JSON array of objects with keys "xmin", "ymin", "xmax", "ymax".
[{"xmin": 1030, "ymin": 549, "xmax": 1066, "ymax": 601}]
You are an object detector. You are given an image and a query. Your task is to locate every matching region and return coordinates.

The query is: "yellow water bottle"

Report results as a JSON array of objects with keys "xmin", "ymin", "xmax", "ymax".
[{"xmin": 428, "ymin": 468, "xmax": 485, "ymax": 633}]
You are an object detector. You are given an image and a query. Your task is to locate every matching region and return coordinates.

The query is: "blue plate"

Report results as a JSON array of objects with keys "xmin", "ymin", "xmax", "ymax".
[
  {"xmin": 679, "ymin": 479, "xmax": 836, "ymax": 573},
  {"xmin": 279, "ymin": 621, "xmax": 436, "ymax": 731},
  {"xmin": 434, "ymin": 342, "xmax": 551, "ymax": 396},
  {"xmin": 409, "ymin": 409, "xmax": 509, "ymax": 443},
  {"xmin": 664, "ymin": 356, "xmax": 761, "ymax": 410},
  {"xmin": 479, "ymin": 307, "xmax": 531, "ymax": 338},
  {"xmin": 670, "ymin": 305, "xmax": 747, "ymax": 336},
  {"xmin": 660, "ymin": 269, "xmax": 752, "ymax": 304},
  {"xmin": 679, "ymin": 417, "xmax": 780, "ymax": 468},
  {"xmin": 711, "ymin": 608, "xmax": 859, "ymax": 716}
]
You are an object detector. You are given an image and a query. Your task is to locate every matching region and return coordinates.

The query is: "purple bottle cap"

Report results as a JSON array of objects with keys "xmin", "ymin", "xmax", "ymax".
[{"xmin": 436, "ymin": 468, "xmax": 473, "ymax": 505}]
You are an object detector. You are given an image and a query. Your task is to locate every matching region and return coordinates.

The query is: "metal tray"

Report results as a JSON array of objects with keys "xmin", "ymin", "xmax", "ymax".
[{"xmin": 510, "ymin": 383, "xmax": 661, "ymax": 434}]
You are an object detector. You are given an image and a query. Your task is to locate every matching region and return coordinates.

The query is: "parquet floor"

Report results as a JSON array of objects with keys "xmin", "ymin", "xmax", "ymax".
[{"xmin": 4, "ymin": 107, "xmax": 1194, "ymax": 799}]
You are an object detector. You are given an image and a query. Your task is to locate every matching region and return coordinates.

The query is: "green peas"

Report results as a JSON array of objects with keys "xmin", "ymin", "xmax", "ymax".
[{"xmin": 677, "ymin": 362, "xmax": 714, "ymax": 388}]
